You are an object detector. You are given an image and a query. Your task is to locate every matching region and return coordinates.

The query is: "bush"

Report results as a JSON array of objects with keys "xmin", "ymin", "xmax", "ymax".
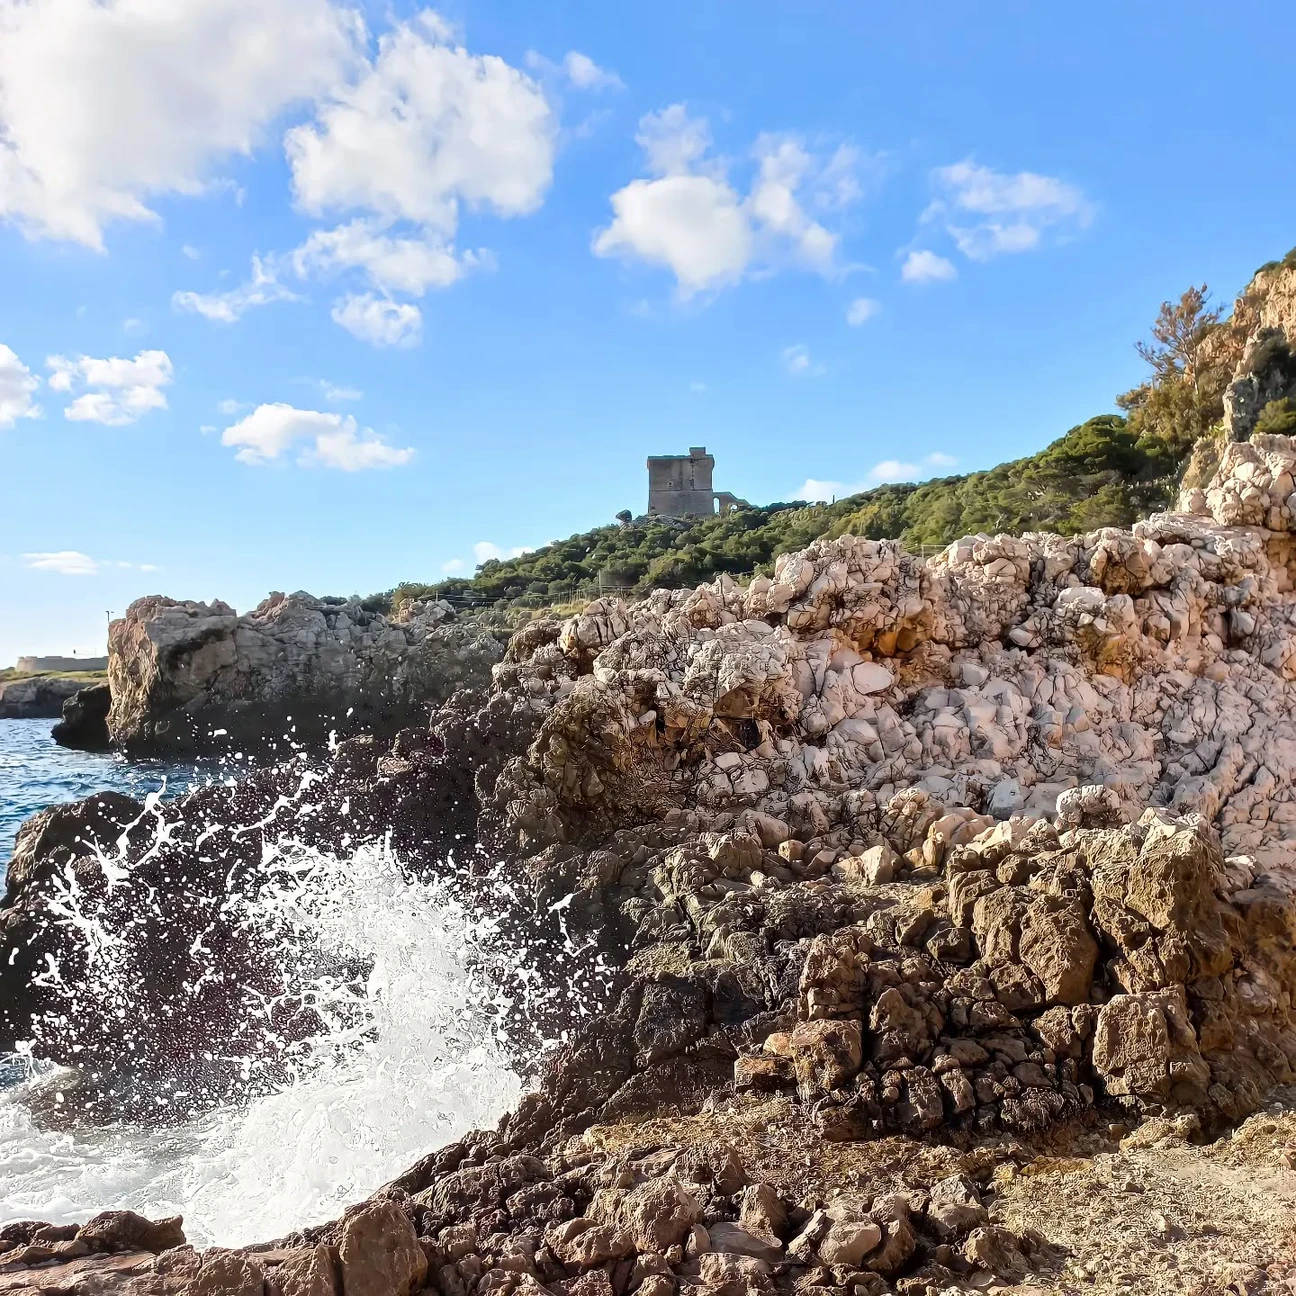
[{"xmin": 1255, "ymin": 398, "xmax": 1296, "ymax": 437}]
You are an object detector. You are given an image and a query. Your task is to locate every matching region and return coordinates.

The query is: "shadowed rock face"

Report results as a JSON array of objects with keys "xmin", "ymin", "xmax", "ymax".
[
  {"xmin": 84, "ymin": 591, "xmax": 505, "ymax": 755},
  {"xmin": 4, "ymin": 440, "xmax": 1296, "ymax": 1293},
  {"xmin": 0, "ymin": 674, "xmax": 88, "ymax": 719},
  {"xmin": 51, "ymin": 681, "xmax": 111, "ymax": 748}
]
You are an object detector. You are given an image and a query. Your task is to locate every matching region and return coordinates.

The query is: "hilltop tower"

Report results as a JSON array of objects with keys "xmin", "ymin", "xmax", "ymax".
[{"xmin": 646, "ymin": 447, "xmax": 746, "ymax": 517}]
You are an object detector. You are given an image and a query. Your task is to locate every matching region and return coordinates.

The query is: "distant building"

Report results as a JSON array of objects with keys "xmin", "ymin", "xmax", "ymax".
[
  {"xmin": 15, "ymin": 654, "xmax": 108, "ymax": 673},
  {"xmin": 647, "ymin": 446, "xmax": 747, "ymax": 517}
]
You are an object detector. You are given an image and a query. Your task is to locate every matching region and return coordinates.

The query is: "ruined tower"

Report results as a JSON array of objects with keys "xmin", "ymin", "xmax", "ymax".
[{"xmin": 646, "ymin": 447, "xmax": 746, "ymax": 517}]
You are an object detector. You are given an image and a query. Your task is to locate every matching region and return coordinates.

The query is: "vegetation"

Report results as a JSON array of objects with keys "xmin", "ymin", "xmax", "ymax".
[
  {"xmin": 1116, "ymin": 284, "xmax": 1228, "ymax": 458},
  {"xmin": 1256, "ymin": 245, "xmax": 1296, "ymax": 276},
  {"xmin": 0, "ymin": 668, "xmax": 106, "ymax": 685},
  {"xmin": 364, "ymin": 250, "xmax": 1294, "ymax": 617},
  {"xmin": 370, "ymin": 414, "xmax": 1185, "ymax": 614},
  {"xmin": 1256, "ymin": 398, "xmax": 1296, "ymax": 437}
]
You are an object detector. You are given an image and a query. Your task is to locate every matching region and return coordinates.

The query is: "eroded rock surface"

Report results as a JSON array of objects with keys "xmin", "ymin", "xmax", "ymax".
[
  {"xmin": 5, "ymin": 439, "xmax": 1296, "ymax": 1293},
  {"xmin": 96, "ymin": 591, "xmax": 504, "ymax": 753}
]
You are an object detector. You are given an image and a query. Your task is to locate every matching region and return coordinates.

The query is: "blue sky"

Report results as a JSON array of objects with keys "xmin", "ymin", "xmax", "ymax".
[{"xmin": 1, "ymin": 0, "xmax": 1293, "ymax": 663}]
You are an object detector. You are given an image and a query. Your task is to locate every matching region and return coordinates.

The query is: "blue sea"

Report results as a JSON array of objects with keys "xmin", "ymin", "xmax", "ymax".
[{"xmin": 0, "ymin": 717, "xmax": 203, "ymax": 871}]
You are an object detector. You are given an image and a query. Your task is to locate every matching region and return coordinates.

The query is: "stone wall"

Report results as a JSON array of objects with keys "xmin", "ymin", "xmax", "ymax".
[{"xmin": 13, "ymin": 654, "xmax": 108, "ymax": 673}]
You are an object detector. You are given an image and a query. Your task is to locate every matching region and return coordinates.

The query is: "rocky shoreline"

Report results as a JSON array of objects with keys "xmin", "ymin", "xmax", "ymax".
[
  {"xmin": 4, "ymin": 438, "xmax": 1296, "ymax": 1293},
  {"xmin": 51, "ymin": 591, "xmax": 505, "ymax": 755},
  {"xmin": 0, "ymin": 674, "xmax": 101, "ymax": 721}
]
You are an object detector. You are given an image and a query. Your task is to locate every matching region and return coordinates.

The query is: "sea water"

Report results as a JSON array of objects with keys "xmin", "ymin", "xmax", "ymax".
[
  {"xmin": 0, "ymin": 721, "xmax": 526, "ymax": 1246},
  {"xmin": 0, "ymin": 718, "xmax": 206, "ymax": 867}
]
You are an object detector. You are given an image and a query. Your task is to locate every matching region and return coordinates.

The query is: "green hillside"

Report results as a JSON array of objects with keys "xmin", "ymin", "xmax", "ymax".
[
  {"xmin": 378, "ymin": 412, "xmax": 1180, "ymax": 612},
  {"xmin": 370, "ymin": 257, "xmax": 1289, "ymax": 616}
]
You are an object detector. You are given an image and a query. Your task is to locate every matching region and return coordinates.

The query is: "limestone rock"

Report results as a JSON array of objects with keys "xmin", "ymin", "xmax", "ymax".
[
  {"xmin": 1092, "ymin": 987, "xmax": 1211, "ymax": 1103},
  {"xmin": 96, "ymin": 591, "xmax": 502, "ymax": 753},
  {"xmin": 337, "ymin": 1201, "xmax": 427, "ymax": 1296}
]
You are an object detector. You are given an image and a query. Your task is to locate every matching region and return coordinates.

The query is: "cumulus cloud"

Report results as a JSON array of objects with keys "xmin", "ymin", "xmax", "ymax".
[
  {"xmin": 473, "ymin": 540, "xmax": 531, "ymax": 563},
  {"xmin": 925, "ymin": 160, "xmax": 1094, "ymax": 262},
  {"xmin": 441, "ymin": 557, "xmax": 468, "ymax": 574},
  {"xmin": 173, "ymin": 256, "xmax": 299, "ymax": 322},
  {"xmin": 781, "ymin": 344, "xmax": 825, "ymax": 377},
  {"xmin": 901, "ymin": 250, "xmax": 957, "ymax": 284},
  {"xmin": 278, "ymin": 14, "xmax": 555, "ymax": 340},
  {"xmin": 331, "ymin": 293, "xmax": 423, "ymax": 347},
  {"xmin": 562, "ymin": 51, "xmax": 623, "ymax": 91},
  {"xmin": 593, "ymin": 105, "xmax": 859, "ymax": 298},
  {"xmin": 46, "ymin": 349, "xmax": 173, "ymax": 425},
  {"xmin": 293, "ymin": 220, "xmax": 478, "ymax": 295},
  {"xmin": 288, "ymin": 14, "xmax": 555, "ymax": 230},
  {"xmin": 0, "ymin": 0, "xmax": 363, "ymax": 247},
  {"xmin": 23, "ymin": 550, "xmax": 157, "ymax": 576},
  {"xmin": 793, "ymin": 453, "xmax": 958, "ymax": 499},
  {"xmin": 220, "ymin": 402, "xmax": 414, "ymax": 470},
  {"xmin": 0, "ymin": 344, "xmax": 40, "ymax": 427},
  {"xmin": 846, "ymin": 297, "xmax": 880, "ymax": 326}
]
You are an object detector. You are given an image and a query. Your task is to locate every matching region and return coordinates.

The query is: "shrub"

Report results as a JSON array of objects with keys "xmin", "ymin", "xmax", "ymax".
[{"xmin": 1255, "ymin": 399, "xmax": 1296, "ymax": 437}]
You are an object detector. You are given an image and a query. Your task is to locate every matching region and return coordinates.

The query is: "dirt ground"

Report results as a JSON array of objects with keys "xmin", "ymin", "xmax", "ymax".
[
  {"xmin": 578, "ymin": 1086, "xmax": 1296, "ymax": 1296},
  {"xmin": 992, "ymin": 1089, "xmax": 1296, "ymax": 1295}
]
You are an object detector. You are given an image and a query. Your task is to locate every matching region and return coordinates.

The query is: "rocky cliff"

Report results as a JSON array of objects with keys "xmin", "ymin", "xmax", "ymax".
[
  {"xmin": 4, "ymin": 437, "xmax": 1296, "ymax": 1293},
  {"xmin": 84, "ymin": 590, "xmax": 505, "ymax": 753},
  {"xmin": 0, "ymin": 674, "xmax": 96, "ymax": 720}
]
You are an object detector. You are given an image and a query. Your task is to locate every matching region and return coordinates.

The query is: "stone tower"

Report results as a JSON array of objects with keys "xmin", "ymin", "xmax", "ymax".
[{"xmin": 646, "ymin": 447, "xmax": 746, "ymax": 517}]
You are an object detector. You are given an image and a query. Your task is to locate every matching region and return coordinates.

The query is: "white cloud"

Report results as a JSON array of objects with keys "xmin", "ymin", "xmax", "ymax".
[
  {"xmin": 925, "ymin": 160, "xmax": 1093, "ymax": 262},
  {"xmin": 901, "ymin": 250, "xmax": 957, "ymax": 284},
  {"xmin": 473, "ymin": 540, "xmax": 530, "ymax": 563},
  {"xmin": 182, "ymin": 245, "xmax": 201, "ymax": 260},
  {"xmin": 793, "ymin": 453, "xmax": 958, "ymax": 499},
  {"xmin": 746, "ymin": 135, "xmax": 840, "ymax": 272},
  {"xmin": 321, "ymin": 381, "xmax": 362, "ymax": 402},
  {"xmin": 595, "ymin": 171, "xmax": 752, "ymax": 297},
  {"xmin": 23, "ymin": 551, "xmax": 157, "ymax": 576},
  {"xmin": 331, "ymin": 293, "xmax": 423, "ymax": 347},
  {"xmin": 846, "ymin": 297, "xmax": 880, "ymax": 326},
  {"xmin": 441, "ymin": 557, "xmax": 468, "ymax": 574},
  {"xmin": 287, "ymin": 14, "xmax": 554, "ymax": 230},
  {"xmin": 562, "ymin": 51, "xmax": 623, "ymax": 91},
  {"xmin": 221, "ymin": 403, "xmax": 414, "ymax": 470},
  {"xmin": 173, "ymin": 256, "xmax": 299, "ymax": 322},
  {"xmin": 46, "ymin": 349, "xmax": 173, "ymax": 425},
  {"xmin": 217, "ymin": 398, "xmax": 247, "ymax": 415},
  {"xmin": 294, "ymin": 220, "xmax": 475, "ymax": 295},
  {"xmin": 280, "ymin": 16, "xmax": 553, "ymax": 335},
  {"xmin": 306, "ymin": 426, "xmax": 414, "ymax": 471},
  {"xmin": 781, "ymin": 344, "xmax": 825, "ymax": 377},
  {"xmin": 793, "ymin": 478, "xmax": 849, "ymax": 503},
  {"xmin": 0, "ymin": 344, "xmax": 40, "ymax": 427},
  {"xmin": 0, "ymin": 0, "xmax": 363, "ymax": 247},
  {"xmin": 593, "ymin": 105, "xmax": 859, "ymax": 298}
]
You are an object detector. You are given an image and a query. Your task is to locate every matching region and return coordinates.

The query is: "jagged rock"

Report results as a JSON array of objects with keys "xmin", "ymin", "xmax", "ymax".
[
  {"xmin": 75, "ymin": 1211, "xmax": 185, "ymax": 1254},
  {"xmin": 0, "ymin": 673, "xmax": 89, "ymax": 719},
  {"xmin": 268, "ymin": 1246, "xmax": 338, "ymax": 1296},
  {"xmin": 5, "ymin": 423, "xmax": 1296, "ymax": 1296},
  {"xmin": 94, "ymin": 591, "xmax": 503, "ymax": 753},
  {"xmin": 1091, "ymin": 987, "xmax": 1211, "ymax": 1103},
  {"xmin": 337, "ymin": 1201, "xmax": 426, "ymax": 1296},
  {"xmin": 52, "ymin": 681, "xmax": 112, "ymax": 749}
]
